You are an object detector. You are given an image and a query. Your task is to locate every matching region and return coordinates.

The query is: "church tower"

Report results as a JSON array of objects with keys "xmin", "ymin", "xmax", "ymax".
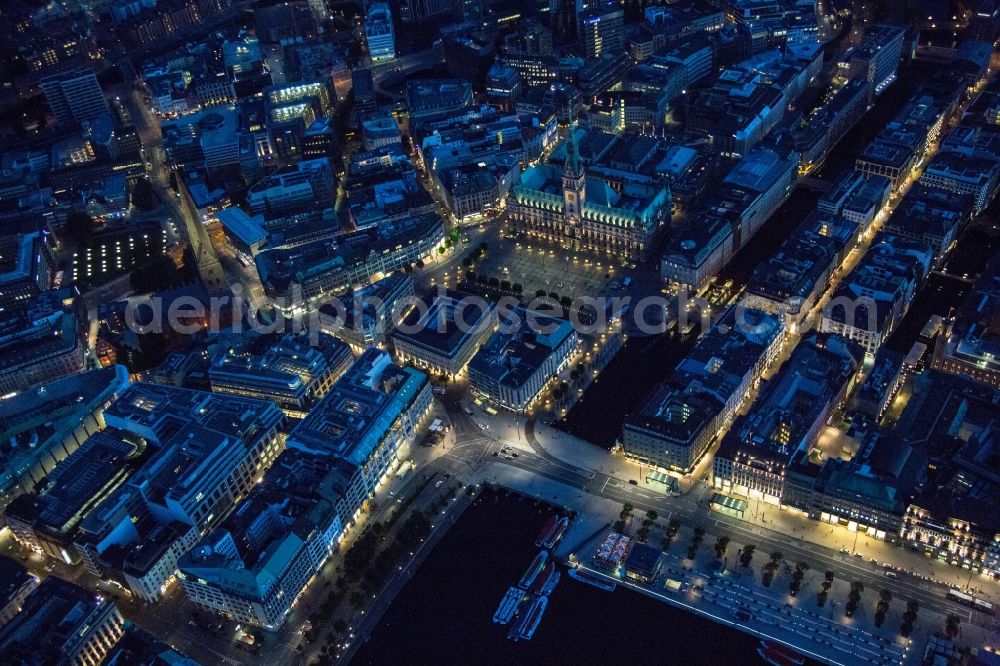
[{"xmin": 562, "ymin": 109, "xmax": 585, "ymax": 227}]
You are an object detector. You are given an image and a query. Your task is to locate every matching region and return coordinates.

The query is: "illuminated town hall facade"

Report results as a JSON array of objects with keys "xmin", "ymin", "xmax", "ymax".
[{"xmin": 506, "ymin": 120, "xmax": 671, "ymax": 260}]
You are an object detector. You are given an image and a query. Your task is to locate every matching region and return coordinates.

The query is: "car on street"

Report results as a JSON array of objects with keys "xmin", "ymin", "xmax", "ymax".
[
  {"xmin": 885, "ymin": 571, "xmax": 898, "ymax": 579},
  {"xmin": 839, "ymin": 548, "xmax": 850, "ymax": 554},
  {"xmin": 628, "ymin": 480, "xmax": 638, "ymax": 485},
  {"xmin": 492, "ymin": 451, "xmax": 499, "ymax": 457}
]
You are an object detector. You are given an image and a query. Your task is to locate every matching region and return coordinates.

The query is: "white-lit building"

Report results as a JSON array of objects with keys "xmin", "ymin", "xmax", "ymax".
[
  {"xmin": 468, "ymin": 309, "xmax": 577, "ymax": 412},
  {"xmin": 365, "ymin": 2, "xmax": 396, "ymax": 63},
  {"xmin": 286, "ymin": 349, "xmax": 432, "ymax": 526}
]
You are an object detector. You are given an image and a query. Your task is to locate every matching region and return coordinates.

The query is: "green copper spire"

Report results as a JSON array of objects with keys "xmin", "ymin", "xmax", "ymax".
[{"xmin": 564, "ymin": 107, "xmax": 582, "ymax": 178}]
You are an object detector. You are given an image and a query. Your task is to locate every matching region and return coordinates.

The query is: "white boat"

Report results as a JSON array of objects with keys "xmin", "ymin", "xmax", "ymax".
[
  {"xmin": 518, "ymin": 550, "xmax": 549, "ymax": 589},
  {"xmin": 567, "ymin": 567, "xmax": 616, "ymax": 591},
  {"xmin": 492, "ymin": 586, "xmax": 523, "ymax": 624},
  {"xmin": 518, "ymin": 595, "xmax": 548, "ymax": 641},
  {"xmin": 539, "ymin": 516, "xmax": 569, "ymax": 549},
  {"xmin": 540, "ymin": 570, "xmax": 560, "ymax": 596}
]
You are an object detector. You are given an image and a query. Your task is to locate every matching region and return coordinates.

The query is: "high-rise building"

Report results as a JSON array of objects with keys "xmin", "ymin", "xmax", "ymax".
[
  {"xmin": 398, "ymin": 0, "xmax": 453, "ymax": 22},
  {"xmin": 352, "ymin": 67, "xmax": 377, "ymax": 114},
  {"xmin": 580, "ymin": 2, "xmax": 625, "ymax": 59},
  {"xmin": 40, "ymin": 69, "xmax": 110, "ymax": 127},
  {"xmin": 455, "ymin": 0, "xmax": 484, "ymax": 23},
  {"xmin": 365, "ymin": 2, "xmax": 396, "ymax": 63}
]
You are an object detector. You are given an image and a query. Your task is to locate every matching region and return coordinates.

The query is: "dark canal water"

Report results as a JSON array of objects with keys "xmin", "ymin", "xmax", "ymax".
[
  {"xmin": 352, "ymin": 488, "xmax": 768, "ymax": 666},
  {"xmin": 555, "ymin": 330, "xmax": 698, "ymax": 448}
]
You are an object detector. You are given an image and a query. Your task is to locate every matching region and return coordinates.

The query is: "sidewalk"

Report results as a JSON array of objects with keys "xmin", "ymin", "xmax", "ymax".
[{"xmin": 731, "ymin": 495, "xmax": 1000, "ymax": 604}]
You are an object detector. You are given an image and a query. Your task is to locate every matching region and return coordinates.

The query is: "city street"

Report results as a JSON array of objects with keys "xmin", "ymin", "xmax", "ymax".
[{"xmin": 423, "ymin": 395, "xmax": 1000, "ymax": 631}]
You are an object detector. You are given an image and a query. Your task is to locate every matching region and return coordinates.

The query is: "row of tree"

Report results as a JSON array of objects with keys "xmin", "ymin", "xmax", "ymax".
[{"xmin": 630, "ymin": 513, "xmax": 957, "ymax": 639}]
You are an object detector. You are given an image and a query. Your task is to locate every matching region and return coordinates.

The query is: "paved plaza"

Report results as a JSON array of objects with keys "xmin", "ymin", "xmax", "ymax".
[{"xmin": 474, "ymin": 237, "xmax": 619, "ymax": 300}]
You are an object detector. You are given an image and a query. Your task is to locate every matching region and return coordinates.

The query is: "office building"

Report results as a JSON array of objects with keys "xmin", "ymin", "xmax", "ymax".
[
  {"xmin": 362, "ymin": 112, "xmax": 402, "ymax": 150},
  {"xmin": 0, "ymin": 233, "xmax": 54, "ymax": 315},
  {"xmin": 392, "ymin": 289, "xmax": 497, "ymax": 376},
  {"xmin": 98, "ymin": 383, "xmax": 285, "ymax": 532},
  {"xmin": 786, "ymin": 429, "xmax": 921, "ymax": 542},
  {"xmin": 821, "ymin": 233, "xmax": 933, "ymax": 355},
  {"xmin": 406, "ymin": 80, "xmax": 474, "ymax": 124},
  {"xmin": 690, "ymin": 46, "xmax": 821, "ymax": 158},
  {"xmin": 468, "ymin": 309, "xmax": 578, "ymax": 413},
  {"xmin": 744, "ymin": 211, "xmax": 857, "ymax": 330},
  {"xmin": 365, "ymin": 2, "xmax": 396, "ymax": 63},
  {"xmin": 662, "ymin": 143, "xmax": 798, "ymax": 290},
  {"xmin": 895, "ymin": 371, "xmax": 1000, "ymax": 575},
  {"xmin": 287, "ymin": 349, "xmax": 432, "ymax": 525},
  {"xmin": 486, "ymin": 64, "xmax": 522, "ymax": 112},
  {"xmin": 102, "ymin": 622, "xmax": 199, "ymax": 665},
  {"xmin": 40, "ymin": 69, "xmax": 110, "ymax": 127},
  {"xmin": 352, "ymin": 67, "xmax": 377, "ymax": 114},
  {"xmin": 318, "ymin": 274, "xmax": 416, "ymax": 351},
  {"xmin": 0, "ymin": 577, "xmax": 125, "ymax": 664},
  {"xmin": 919, "ymin": 150, "xmax": 1000, "ymax": 215},
  {"xmin": 398, "ymin": 0, "xmax": 453, "ymax": 22},
  {"xmin": 713, "ymin": 333, "xmax": 864, "ymax": 504},
  {"xmin": 256, "ymin": 211, "xmax": 444, "ymax": 313},
  {"xmin": 580, "ymin": 2, "xmax": 625, "ymax": 59},
  {"xmin": 852, "ymin": 349, "xmax": 905, "ymax": 422},
  {"xmin": 247, "ymin": 158, "xmax": 335, "ymax": 215},
  {"xmin": 883, "ymin": 184, "xmax": 971, "ymax": 264},
  {"xmin": 836, "ymin": 24, "xmax": 904, "ymax": 98},
  {"xmin": 854, "ymin": 93, "xmax": 949, "ymax": 190},
  {"xmin": 209, "ymin": 331, "xmax": 353, "ymax": 417},
  {"xmin": 178, "ymin": 449, "xmax": 344, "ymax": 629},
  {"xmin": 624, "ymin": 307, "xmax": 784, "ymax": 474},
  {"xmin": 0, "ymin": 365, "xmax": 130, "ymax": 510},
  {"xmin": 71, "ymin": 384, "xmax": 285, "ymax": 600},
  {"xmin": 437, "ymin": 158, "xmax": 520, "ymax": 224},
  {"xmin": 0, "ymin": 299, "xmax": 84, "ymax": 395},
  {"xmin": 840, "ymin": 174, "xmax": 892, "ymax": 231},
  {"xmin": 4, "ymin": 430, "xmax": 146, "ymax": 563}
]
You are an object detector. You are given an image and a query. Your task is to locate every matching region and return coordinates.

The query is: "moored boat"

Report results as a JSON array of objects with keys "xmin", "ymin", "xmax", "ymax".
[
  {"xmin": 540, "ymin": 516, "xmax": 569, "ymax": 549},
  {"xmin": 507, "ymin": 595, "xmax": 542, "ymax": 641},
  {"xmin": 517, "ymin": 595, "xmax": 548, "ymax": 641},
  {"xmin": 529, "ymin": 562, "xmax": 556, "ymax": 596},
  {"xmin": 567, "ymin": 567, "xmax": 616, "ymax": 591},
  {"xmin": 540, "ymin": 570, "xmax": 560, "ymax": 596},
  {"xmin": 518, "ymin": 550, "xmax": 548, "ymax": 589},
  {"xmin": 492, "ymin": 586, "xmax": 524, "ymax": 624},
  {"xmin": 535, "ymin": 516, "xmax": 557, "ymax": 547}
]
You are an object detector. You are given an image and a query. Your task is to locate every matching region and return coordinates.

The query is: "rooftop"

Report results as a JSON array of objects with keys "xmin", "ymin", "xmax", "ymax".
[
  {"xmin": 287, "ymin": 349, "xmax": 428, "ymax": 464},
  {"xmin": 468, "ymin": 309, "xmax": 576, "ymax": 391},
  {"xmin": 718, "ymin": 334, "xmax": 864, "ymax": 468},
  {"xmin": 393, "ymin": 289, "xmax": 494, "ymax": 358}
]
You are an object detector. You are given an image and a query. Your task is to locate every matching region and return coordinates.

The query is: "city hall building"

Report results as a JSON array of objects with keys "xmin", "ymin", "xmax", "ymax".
[{"xmin": 506, "ymin": 120, "xmax": 670, "ymax": 259}]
